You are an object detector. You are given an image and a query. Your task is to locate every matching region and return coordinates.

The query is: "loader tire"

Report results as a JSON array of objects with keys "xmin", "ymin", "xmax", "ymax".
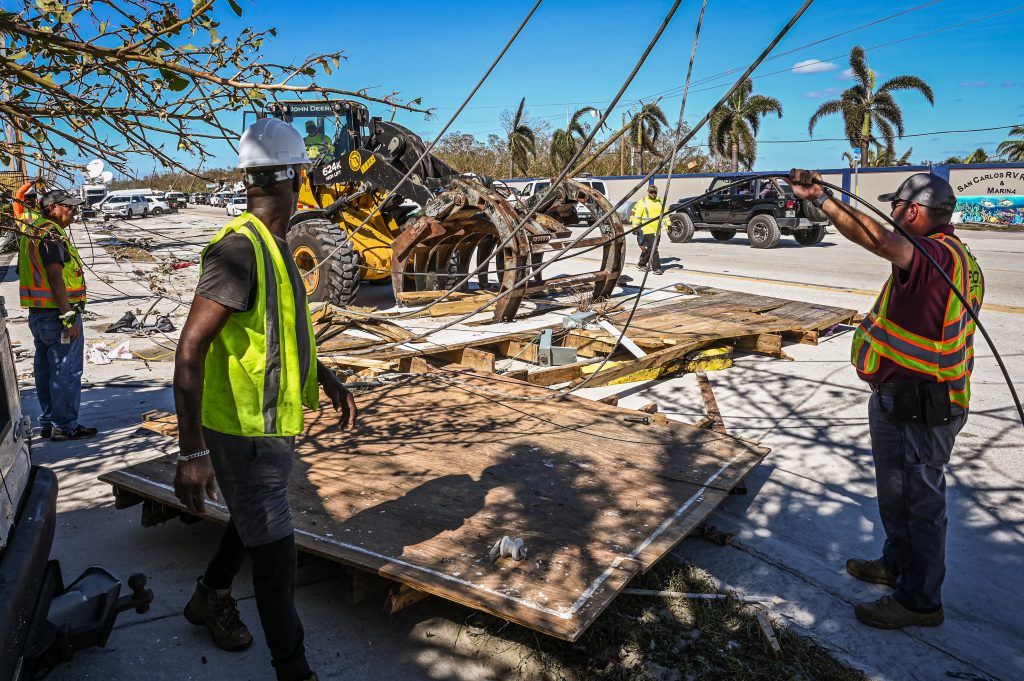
[{"xmin": 287, "ymin": 219, "xmax": 360, "ymax": 306}]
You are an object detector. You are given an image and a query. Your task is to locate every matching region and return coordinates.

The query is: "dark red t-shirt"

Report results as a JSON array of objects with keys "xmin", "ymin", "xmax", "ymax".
[{"xmin": 856, "ymin": 224, "xmax": 957, "ymax": 384}]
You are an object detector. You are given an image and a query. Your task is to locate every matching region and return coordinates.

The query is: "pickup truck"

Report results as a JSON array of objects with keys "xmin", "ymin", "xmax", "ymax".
[
  {"xmin": 0, "ymin": 297, "xmax": 152, "ymax": 679},
  {"xmin": 667, "ymin": 175, "xmax": 830, "ymax": 248}
]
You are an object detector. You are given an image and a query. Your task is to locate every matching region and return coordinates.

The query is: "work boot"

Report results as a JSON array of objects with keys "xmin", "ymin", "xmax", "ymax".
[
  {"xmin": 50, "ymin": 425, "xmax": 98, "ymax": 441},
  {"xmin": 39, "ymin": 426, "xmax": 52, "ymax": 439},
  {"xmin": 854, "ymin": 595, "xmax": 944, "ymax": 629},
  {"xmin": 184, "ymin": 578, "xmax": 253, "ymax": 651},
  {"xmin": 846, "ymin": 557, "xmax": 898, "ymax": 588}
]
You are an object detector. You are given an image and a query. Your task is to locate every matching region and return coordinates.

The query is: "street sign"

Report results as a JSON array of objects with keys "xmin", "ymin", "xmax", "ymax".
[{"xmin": 853, "ymin": 148, "xmax": 861, "ymax": 160}]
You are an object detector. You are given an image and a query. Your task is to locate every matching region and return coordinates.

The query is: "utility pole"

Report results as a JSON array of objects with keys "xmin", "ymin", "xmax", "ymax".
[{"xmin": 619, "ymin": 112, "xmax": 625, "ymax": 176}]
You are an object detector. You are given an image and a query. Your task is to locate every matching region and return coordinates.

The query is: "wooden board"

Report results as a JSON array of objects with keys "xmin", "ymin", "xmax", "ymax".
[{"xmin": 102, "ymin": 372, "xmax": 766, "ymax": 641}]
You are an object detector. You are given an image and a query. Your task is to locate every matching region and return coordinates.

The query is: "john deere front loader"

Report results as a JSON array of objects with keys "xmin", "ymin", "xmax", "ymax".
[{"xmin": 269, "ymin": 100, "xmax": 625, "ymax": 321}]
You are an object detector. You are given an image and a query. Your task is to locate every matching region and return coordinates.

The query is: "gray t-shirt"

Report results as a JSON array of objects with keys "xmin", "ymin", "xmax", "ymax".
[{"xmin": 197, "ymin": 232, "xmax": 312, "ymax": 384}]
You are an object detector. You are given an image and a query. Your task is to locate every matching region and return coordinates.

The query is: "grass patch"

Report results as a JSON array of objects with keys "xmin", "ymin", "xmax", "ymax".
[{"xmin": 490, "ymin": 559, "xmax": 869, "ymax": 681}]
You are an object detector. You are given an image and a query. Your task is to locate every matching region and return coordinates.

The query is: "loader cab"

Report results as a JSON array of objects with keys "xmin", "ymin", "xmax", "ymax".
[{"xmin": 266, "ymin": 100, "xmax": 372, "ymax": 163}]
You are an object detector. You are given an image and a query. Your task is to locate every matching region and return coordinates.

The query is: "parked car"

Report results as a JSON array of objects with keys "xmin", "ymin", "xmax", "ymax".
[
  {"xmin": 0, "ymin": 296, "xmax": 153, "ymax": 680},
  {"xmin": 226, "ymin": 196, "xmax": 247, "ymax": 217},
  {"xmin": 100, "ymin": 194, "xmax": 149, "ymax": 220},
  {"xmin": 163, "ymin": 192, "xmax": 187, "ymax": 209},
  {"xmin": 667, "ymin": 175, "xmax": 830, "ymax": 248},
  {"xmin": 144, "ymin": 196, "xmax": 171, "ymax": 216},
  {"xmin": 491, "ymin": 180, "xmax": 524, "ymax": 209},
  {"xmin": 210, "ymin": 192, "xmax": 234, "ymax": 208},
  {"xmin": 516, "ymin": 176, "xmax": 611, "ymax": 224}
]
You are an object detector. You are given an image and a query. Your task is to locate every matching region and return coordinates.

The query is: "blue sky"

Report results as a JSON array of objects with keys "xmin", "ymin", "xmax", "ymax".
[{"xmin": 179, "ymin": 0, "xmax": 1024, "ymax": 173}]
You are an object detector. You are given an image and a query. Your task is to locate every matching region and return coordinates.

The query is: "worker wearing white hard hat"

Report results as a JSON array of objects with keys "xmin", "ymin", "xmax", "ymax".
[{"xmin": 174, "ymin": 116, "xmax": 356, "ymax": 681}]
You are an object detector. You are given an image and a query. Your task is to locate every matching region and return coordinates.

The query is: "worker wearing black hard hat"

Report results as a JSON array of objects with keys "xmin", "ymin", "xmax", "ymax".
[
  {"xmin": 789, "ymin": 169, "xmax": 983, "ymax": 630},
  {"xmin": 20, "ymin": 188, "xmax": 98, "ymax": 442}
]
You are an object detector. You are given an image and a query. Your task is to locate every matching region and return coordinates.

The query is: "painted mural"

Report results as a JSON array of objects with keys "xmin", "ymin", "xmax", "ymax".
[{"xmin": 953, "ymin": 195, "xmax": 1024, "ymax": 225}]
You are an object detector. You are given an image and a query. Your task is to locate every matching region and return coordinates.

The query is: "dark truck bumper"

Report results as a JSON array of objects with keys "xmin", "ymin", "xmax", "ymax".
[
  {"xmin": 0, "ymin": 465, "xmax": 58, "ymax": 681},
  {"xmin": 777, "ymin": 217, "xmax": 800, "ymax": 229}
]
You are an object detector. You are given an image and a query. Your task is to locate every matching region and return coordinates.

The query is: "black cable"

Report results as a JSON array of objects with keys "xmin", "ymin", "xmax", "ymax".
[
  {"xmin": 571, "ymin": 0, "xmax": 709, "ymax": 392},
  {"xmin": 342, "ymin": 0, "xmax": 818, "ymax": 353}
]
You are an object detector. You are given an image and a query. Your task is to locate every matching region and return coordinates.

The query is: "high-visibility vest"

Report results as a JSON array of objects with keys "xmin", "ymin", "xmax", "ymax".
[
  {"xmin": 18, "ymin": 217, "xmax": 87, "ymax": 309},
  {"xmin": 852, "ymin": 233, "xmax": 984, "ymax": 408},
  {"xmin": 303, "ymin": 133, "xmax": 333, "ymax": 159},
  {"xmin": 631, "ymin": 196, "xmax": 665, "ymax": 235},
  {"xmin": 200, "ymin": 212, "xmax": 319, "ymax": 437}
]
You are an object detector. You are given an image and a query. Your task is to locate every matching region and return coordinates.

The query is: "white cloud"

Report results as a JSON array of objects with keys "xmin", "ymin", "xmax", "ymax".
[
  {"xmin": 803, "ymin": 87, "xmax": 842, "ymax": 99},
  {"xmin": 792, "ymin": 59, "xmax": 839, "ymax": 74}
]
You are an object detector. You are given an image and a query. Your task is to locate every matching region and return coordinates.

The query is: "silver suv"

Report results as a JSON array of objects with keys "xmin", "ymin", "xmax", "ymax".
[{"xmin": 100, "ymin": 195, "xmax": 149, "ymax": 219}]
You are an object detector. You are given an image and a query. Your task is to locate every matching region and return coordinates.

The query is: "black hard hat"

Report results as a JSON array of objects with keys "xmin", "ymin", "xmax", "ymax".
[
  {"xmin": 39, "ymin": 189, "xmax": 85, "ymax": 208},
  {"xmin": 878, "ymin": 173, "xmax": 957, "ymax": 211}
]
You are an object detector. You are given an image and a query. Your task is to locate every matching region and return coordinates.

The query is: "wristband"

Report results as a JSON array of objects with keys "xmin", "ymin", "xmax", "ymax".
[
  {"xmin": 811, "ymin": 188, "xmax": 834, "ymax": 209},
  {"xmin": 178, "ymin": 449, "xmax": 210, "ymax": 464}
]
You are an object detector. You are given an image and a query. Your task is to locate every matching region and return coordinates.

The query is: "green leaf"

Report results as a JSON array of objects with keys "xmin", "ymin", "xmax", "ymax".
[
  {"xmin": 159, "ymin": 68, "xmax": 189, "ymax": 92},
  {"xmin": 57, "ymin": 11, "xmax": 72, "ymax": 23},
  {"xmin": 7, "ymin": 50, "xmax": 27, "ymax": 60},
  {"xmin": 227, "ymin": 0, "xmax": 243, "ymax": 17},
  {"xmin": 322, "ymin": 60, "xmax": 332, "ymax": 76}
]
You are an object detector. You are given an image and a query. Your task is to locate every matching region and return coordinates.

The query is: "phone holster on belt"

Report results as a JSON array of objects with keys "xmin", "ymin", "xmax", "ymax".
[{"xmin": 891, "ymin": 380, "xmax": 950, "ymax": 426}]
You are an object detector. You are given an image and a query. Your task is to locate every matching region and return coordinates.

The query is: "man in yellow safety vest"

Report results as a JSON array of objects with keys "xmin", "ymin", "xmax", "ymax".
[
  {"xmin": 630, "ymin": 184, "xmax": 665, "ymax": 275},
  {"xmin": 303, "ymin": 121, "xmax": 334, "ymax": 161},
  {"xmin": 20, "ymin": 189, "xmax": 98, "ymax": 441},
  {"xmin": 173, "ymin": 118, "xmax": 357, "ymax": 681},
  {"xmin": 790, "ymin": 169, "xmax": 984, "ymax": 630}
]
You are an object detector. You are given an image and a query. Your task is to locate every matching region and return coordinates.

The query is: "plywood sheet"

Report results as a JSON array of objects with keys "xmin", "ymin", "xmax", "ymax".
[{"xmin": 102, "ymin": 373, "xmax": 765, "ymax": 640}]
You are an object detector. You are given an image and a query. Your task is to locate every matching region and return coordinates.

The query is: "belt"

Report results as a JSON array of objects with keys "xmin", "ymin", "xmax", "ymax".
[{"xmin": 868, "ymin": 383, "xmax": 898, "ymax": 395}]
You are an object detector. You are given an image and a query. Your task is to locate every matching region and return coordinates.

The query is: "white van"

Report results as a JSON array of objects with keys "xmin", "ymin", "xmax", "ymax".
[{"xmin": 515, "ymin": 177, "xmax": 610, "ymax": 224}]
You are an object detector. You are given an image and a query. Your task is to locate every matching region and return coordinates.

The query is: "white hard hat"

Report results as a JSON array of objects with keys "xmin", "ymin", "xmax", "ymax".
[{"xmin": 238, "ymin": 117, "xmax": 310, "ymax": 169}]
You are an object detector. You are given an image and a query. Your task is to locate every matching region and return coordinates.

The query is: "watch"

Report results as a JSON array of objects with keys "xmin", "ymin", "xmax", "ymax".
[{"xmin": 811, "ymin": 188, "xmax": 834, "ymax": 209}]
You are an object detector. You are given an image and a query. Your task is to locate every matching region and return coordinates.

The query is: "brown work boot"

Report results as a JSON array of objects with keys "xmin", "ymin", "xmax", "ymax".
[
  {"xmin": 846, "ymin": 557, "xmax": 898, "ymax": 588},
  {"xmin": 184, "ymin": 578, "xmax": 253, "ymax": 651},
  {"xmin": 855, "ymin": 595, "xmax": 944, "ymax": 629}
]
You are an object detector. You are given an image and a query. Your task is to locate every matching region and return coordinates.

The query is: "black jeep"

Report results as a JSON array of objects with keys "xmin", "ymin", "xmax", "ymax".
[{"xmin": 667, "ymin": 175, "xmax": 829, "ymax": 248}]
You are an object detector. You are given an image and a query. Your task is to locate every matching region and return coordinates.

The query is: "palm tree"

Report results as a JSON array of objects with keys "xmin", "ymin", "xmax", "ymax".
[
  {"xmin": 550, "ymin": 106, "xmax": 599, "ymax": 172},
  {"xmin": 505, "ymin": 97, "xmax": 536, "ymax": 177},
  {"xmin": 708, "ymin": 79, "xmax": 782, "ymax": 171},
  {"xmin": 997, "ymin": 127, "xmax": 1024, "ymax": 161},
  {"xmin": 629, "ymin": 101, "xmax": 669, "ymax": 174},
  {"xmin": 844, "ymin": 144, "xmax": 913, "ymax": 168},
  {"xmin": 809, "ymin": 46, "xmax": 934, "ymax": 163},
  {"xmin": 944, "ymin": 148, "xmax": 990, "ymax": 165}
]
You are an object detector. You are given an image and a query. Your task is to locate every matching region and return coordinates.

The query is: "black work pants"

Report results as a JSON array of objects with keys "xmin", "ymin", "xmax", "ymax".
[
  {"xmin": 205, "ymin": 525, "xmax": 310, "ymax": 681},
  {"xmin": 868, "ymin": 391, "xmax": 967, "ymax": 612},
  {"xmin": 637, "ymin": 233, "xmax": 661, "ymax": 271}
]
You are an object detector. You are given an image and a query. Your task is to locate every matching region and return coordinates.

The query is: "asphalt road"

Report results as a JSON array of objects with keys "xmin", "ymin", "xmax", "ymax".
[{"xmin": 9, "ymin": 211, "xmax": 1022, "ymax": 681}]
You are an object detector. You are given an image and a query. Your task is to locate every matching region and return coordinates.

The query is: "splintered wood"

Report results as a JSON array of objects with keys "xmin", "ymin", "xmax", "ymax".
[{"xmin": 103, "ymin": 372, "xmax": 766, "ymax": 640}]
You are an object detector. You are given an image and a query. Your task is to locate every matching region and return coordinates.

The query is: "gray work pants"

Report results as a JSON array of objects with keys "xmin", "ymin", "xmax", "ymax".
[{"xmin": 868, "ymin": 391, "xmax": 967, "ymax": 612}]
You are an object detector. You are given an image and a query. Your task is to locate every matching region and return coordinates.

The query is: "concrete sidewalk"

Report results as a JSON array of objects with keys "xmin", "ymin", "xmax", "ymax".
[{"xmin": 7, "ymin": 214, "xmax": 1022, "ymax": 680}]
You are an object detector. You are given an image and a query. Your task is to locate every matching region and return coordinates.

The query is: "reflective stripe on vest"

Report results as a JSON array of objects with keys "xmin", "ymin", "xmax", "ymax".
[
  {"xmin": 200, "ymin": 213, "xmax": 319, "ymax": 437},
  {"xmin": 18, "ymin": 217, "xmax": 87, "ymax": 309},
  {"xmin": 852, "ymin": 233, "xmax": 984, "ymax": 408}
]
